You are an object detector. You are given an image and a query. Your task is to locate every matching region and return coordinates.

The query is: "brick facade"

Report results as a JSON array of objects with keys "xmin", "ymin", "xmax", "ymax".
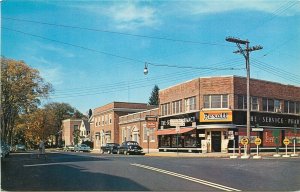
[
  {"xmin": 119, "ymin": 108, "xmax": 159, "ymax": 152},
  {"xmin": 62, "ymin": 119, "xmax": 82, "ymax": 146},
  {"xmin": 91, "ymin": 102, "xmax": 156, "ymax": 151}
]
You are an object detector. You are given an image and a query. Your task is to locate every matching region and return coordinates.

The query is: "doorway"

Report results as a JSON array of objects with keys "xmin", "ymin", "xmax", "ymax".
[{"xmin": 211, "ymin": 131, "xmax": 221, "ymax": 152}]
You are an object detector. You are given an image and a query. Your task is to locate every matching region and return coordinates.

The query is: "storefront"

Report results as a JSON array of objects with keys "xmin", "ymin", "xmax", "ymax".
[
  {"xmin": 157, "ymin": 112, "xmax": 202, "ymax": 152},
  {"xmin": 233, "ymin": 111, "xmax": 300, "ymax": 151},
  {"xmin": 197, "ymin": 110, "xmax": 236, "ymax": 153}
]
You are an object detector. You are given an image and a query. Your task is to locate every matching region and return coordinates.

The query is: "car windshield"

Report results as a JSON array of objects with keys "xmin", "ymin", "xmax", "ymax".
[{"xmin": 81, "ymin": 144, "xmax": 87, "ymax": 147}]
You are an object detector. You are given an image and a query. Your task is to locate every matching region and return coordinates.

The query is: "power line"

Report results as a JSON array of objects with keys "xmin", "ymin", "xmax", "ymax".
[
  {"xmin": 2, "ymin": 26, "xmax": 144, "ymax": 63},
  {"xmin": 2, "ymin": 16, "xmax": 233, "ymax": 47},
  {"xmin": 51, "ymin": 61, "xmax": 244, "ymax": 97},
  {"xmin": 53, "ymin": 58, "xmax": 243, "ymax": 93}
]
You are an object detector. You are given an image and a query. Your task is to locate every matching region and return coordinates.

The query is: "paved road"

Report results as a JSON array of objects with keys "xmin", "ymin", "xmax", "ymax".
[{"xmin": 1, "ymin": 151, "xmax": 300, "ymax": 191}]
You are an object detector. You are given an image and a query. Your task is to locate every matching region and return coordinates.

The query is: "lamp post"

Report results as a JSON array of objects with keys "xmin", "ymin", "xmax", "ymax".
[
  {"xmin": 226, "ymin": 37, "xmax": 262, "ymax": 156},
  {"xmin": 291, "ymin": 124, "xmax": 299, "ymax": 157},
  {"xmin": 147, "ymin": 129, "xmax": 150, "ymax": 154}
]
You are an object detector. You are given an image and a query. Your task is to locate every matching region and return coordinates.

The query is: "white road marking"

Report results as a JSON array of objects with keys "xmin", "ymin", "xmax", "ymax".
[
  {"xmin": 131, "ymin": 163, "xmax": 241, "ymax": 191},
  {"xmin": 24, "ymin": 162, "xmax": 75, "ymax": 167}
]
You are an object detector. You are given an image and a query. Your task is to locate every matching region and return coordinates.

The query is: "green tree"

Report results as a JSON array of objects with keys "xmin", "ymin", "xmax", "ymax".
[
  {"xmin": 148, "ymin": 85, "xmax": 160, "ymax": 106},
  {"xmin": 1, "ymin": 58, "xmax": 52, "ymax": 144},
  {"xmin": 73, "ymin": 128, "xmax": 80, "ymax": 145}
]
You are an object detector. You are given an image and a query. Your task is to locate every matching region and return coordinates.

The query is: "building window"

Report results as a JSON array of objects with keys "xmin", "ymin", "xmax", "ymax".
[
  {"xmin": 172, "ymin": 100, "xmax": 182, "ymax": 114},
  {"xmin": 185, "ymin": 96, "xmax": 196, "ymax": 112},
  {"xmin": 102, "ymin": 116, "xmax": 104, "ymax": 126},
  {"xmin": 143, "ymin": 125, "xmax": 155, "ymax": 142},
  {"xmin": 161, "ymin": 103, "xmax": 170, "ymax": 116},
  {"xmin": 296, "ymin": 102, "xmax": 300, "ymax": 114},
  {"xmin": 251, "ymin": 97, "xmax": 259, "ymax": 111},
  {"xmin": 263, "ymin": 98, "xmax": 275, "ymax": 112},
  {"xmin": 274, "ymin": 100, "xmax": 281, "ymax": 112},
  {"xmin": 121, "ymin": 127, "xmax": 126, "ymax": 142},
  {"xmin": 237, "ymin": 95, "xmax": 245, "ymax": 109},
  {"xmin": 203, "ymin": 94, "xmax": 228, "ymax": 109},
  {"xmin": 109, "ymin": 114, "xmax": 112, "ymax": 124},
  {"xmin": 284, "ymin": 100, "xmax": 297, "ymax": 114}
]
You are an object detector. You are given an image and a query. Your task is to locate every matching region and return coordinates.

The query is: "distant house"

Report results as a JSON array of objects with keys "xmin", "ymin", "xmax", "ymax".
[{"xmin": 79, "ymin": 119, "xmax": 91, "ymax": 143}]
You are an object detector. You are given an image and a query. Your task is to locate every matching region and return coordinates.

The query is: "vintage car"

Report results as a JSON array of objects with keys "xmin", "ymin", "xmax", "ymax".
[
  {"xmin": 117, "ymin": 141, "xmax": 143, "ymax": 155},
  {"xmin": 74, "ymin": 144, "xmax": 91, "ymax": 152},
  {"xmin": 100, "ymin": 143, "xmax": 119, "ymax": 154}
]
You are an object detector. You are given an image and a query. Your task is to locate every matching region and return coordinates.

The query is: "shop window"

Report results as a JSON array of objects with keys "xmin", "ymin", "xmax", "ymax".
[
  {"xmin": 203, "ymin": 94, "xmax": 228, "ymax": 109},
  {"xmin": 184, "ymin": 133, "xmax": 197, "ymax": 147},
  {"xmin": 159, "ymin": 135, "xmax": 171, "ymax": 147},
  {"xmin": 171, "ymin": 135, "xmax": 182, "ymax": 147}
]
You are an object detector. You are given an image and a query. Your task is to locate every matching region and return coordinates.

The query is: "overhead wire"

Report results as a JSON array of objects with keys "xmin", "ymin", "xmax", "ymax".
[
  {"xmin": 2, "ymin": 16, "xmax": 232, "ymax": 47},
  {"xmin": 51, "ymin": 61, "xmax": 244, "ymax": 98}
]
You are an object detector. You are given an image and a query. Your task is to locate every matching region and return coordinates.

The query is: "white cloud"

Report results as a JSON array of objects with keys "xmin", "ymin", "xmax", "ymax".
[
  {"xmin": 179, "ymin": 1, "xmax": 300, "ymax": 16},
  {"xmin": 69, "ymin": 2, "xmax": 161, "ymax": 31},
  {"xmin": 29, "ymin": 56, "xmax": 64, "ymax": 86},
  {"xmin": 38, "ymin": 43, "xmax": 75, "ymax": 58}
]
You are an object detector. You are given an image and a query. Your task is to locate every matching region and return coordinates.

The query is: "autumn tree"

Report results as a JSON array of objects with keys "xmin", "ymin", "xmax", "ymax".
[
  {"xmin": 24, "ymin": 108, "xmax": 56, "ymax": 148},
  {"xmin": 148, "ymin": 85, "xmax": 160, "ymax": 106},
  {"xmin": 1, "ymin": 58, "xmax": 52, "ymax": 144},
  {"xmin": 43, "ymin": 102, "xmax": 85, "ymax": 146}
]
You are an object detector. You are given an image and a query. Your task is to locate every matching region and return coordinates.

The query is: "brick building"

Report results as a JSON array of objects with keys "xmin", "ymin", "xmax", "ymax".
[
  {"xmin": 158, "ymin": 75, "xmax": 300, "ymax": 153},
  {"xmin": 90, "ymin": 102, "xmax": 156, "ymax": 151},
  {"xmin": 119, "ymin": 108, "xmax": 159, "ymax": 152},
  {"xmin": 62, "ymin": 119, "xmax": 82, "ymax": 146}
]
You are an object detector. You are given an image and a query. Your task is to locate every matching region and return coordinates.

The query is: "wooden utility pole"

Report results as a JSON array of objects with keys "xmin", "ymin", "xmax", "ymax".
[{"xmin": 226, "ymin": 37, "xmax": 262, "ymax": 155}]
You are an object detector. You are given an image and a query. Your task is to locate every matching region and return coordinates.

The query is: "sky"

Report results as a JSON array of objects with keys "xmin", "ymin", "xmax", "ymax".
[{"xmin": 2, "ymin": 0, "xmax": 300, "ymax": 114}]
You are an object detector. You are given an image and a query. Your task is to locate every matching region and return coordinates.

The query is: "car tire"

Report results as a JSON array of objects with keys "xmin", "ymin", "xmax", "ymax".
[{"xmin": 125, "ymin": 151, "xmax": 129, "ymax": 155}]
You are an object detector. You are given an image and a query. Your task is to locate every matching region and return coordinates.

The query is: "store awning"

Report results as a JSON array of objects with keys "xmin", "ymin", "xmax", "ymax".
[{"xmin": 156, "ymin": 127, "xmax": 195, "ymax": 135}]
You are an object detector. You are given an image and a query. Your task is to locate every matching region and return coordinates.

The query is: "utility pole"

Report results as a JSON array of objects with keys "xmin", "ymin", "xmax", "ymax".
[{"xmin": 226, "ymin": 37, "xmax": 262, "ymax": 155}]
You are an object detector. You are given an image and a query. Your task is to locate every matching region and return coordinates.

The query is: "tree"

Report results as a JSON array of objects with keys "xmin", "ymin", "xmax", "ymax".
[
  {"xmin": 73, "ymin": 128, "xmax": 80, "ymax": 145},
  {"xmin": 43, "ymin": 102, "xmax": 85, "ymax": 147},
  {"xmin": 1, "ymin": 58, "xmax": 52, "ymax": 144},
  {"xmin": 148, "ymin": 85, "xmax": 160, "ymax": 106},
  {"xmin": 88, "ymin": 109, "xmax": 93, "ymax": 119}
]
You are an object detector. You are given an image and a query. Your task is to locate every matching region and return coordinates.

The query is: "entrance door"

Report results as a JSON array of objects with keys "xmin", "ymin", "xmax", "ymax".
[{"xmin": 211, "ymin": 131, "xmax": 221, "ymax": 152}]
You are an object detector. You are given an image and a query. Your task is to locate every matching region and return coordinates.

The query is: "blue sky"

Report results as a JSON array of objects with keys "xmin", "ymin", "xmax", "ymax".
[{"xmin": 2, "ymin": 0, "xmax": 300, "ymax": 114}]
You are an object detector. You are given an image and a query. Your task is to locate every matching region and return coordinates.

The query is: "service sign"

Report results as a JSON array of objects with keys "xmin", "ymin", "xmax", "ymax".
[{"xmin": 200, "ymin": 110, "xmax": 232, "ymax": 122}]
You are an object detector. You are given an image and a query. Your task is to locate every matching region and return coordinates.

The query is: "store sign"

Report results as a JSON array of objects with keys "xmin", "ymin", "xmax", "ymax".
[
  {"xmin": 233, "ymin": 111, "xmax": 300, "ymax": 127},
  {"xmin": 146, "ymin": 122, "xmax": 157, "ymax": 128},
  {"xmin": 160, "ymin": 113, "xmax": 198, "ymax": 128},
  {"xmin": 200, "ymin": 110, "xmax": 232, "ymax": 122}
]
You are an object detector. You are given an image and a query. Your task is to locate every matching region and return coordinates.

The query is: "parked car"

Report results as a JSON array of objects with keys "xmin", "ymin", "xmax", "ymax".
[
  {"xmin": 117, "ymin": 141, "xmax": 143, "ymax": 155},
  {"xmin": 63, "ymin": 145, "xmax": 75, "ymax": 152},
  {"xmin": 1, "ymin": 141, "xmax": 10, "ymax": 159},
  {"xmin": 15, "ymin": 144, "xmax": 26, "ymax": 151},
  {"xmin": 74, "ymin": 144, "xmax": 91, "ymax": 152},
  {"xmin": 100, "ymin": 143, "xmax": 119, "ymax": 154}
]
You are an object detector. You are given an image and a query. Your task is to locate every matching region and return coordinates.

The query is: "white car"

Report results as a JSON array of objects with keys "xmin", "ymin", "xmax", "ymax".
[{"xmin": 74, "ymin": 144, "xmax": 91, "ymax": 152}]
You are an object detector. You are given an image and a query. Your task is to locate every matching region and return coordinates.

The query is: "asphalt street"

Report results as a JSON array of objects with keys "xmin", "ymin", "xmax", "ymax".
[{"xmin": 1, "ymin": 151, "xmax": 300, "ymax": 191}]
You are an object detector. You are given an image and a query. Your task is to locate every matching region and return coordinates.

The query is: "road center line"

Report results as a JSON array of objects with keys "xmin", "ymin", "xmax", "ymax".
[
  {"xmin": 24, "ymin": 162, "xmax": 75, "ymax": 167},
  {"xmin": 131, "ymin": 163, "xmax": 241, "ymax": 191}
]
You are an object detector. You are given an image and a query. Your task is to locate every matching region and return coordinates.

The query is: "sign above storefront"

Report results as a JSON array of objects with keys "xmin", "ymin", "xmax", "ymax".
[{"xmin": 200, "ymin": 110, "xmax": 232, "ymax": 122}]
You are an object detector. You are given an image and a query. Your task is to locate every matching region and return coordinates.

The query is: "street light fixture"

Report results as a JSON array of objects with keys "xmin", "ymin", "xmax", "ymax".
[{"xmin": 144, "ymin": 62, "xmax": 148, "ymax": 75}]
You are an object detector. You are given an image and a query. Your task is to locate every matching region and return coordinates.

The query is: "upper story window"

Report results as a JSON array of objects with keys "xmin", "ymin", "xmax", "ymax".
[
  {"xmin": 172, "ymin": 100, "xmax": 182, "ymax": 114},
  {"xmin": 204, "ymin": 94, "xmax": 228, "ymax": 109},
  {"xmin": 237, "ymin": 95, "xmax": 258, "ymax": 111},
  {"xmin": 185, "ymin": 96, "xmax": 196, "ymax": 112},
  {"xmin": 109, "ymin": 114, "xmax": 112, "ymax": 124},
  {"xmin": 102, "ymin": 116, "xmax": 104, "ymax": 126},
  {"xmin": 274, "ymin": 99, "xmax": 281, "ymax": 112},
  {"xmin": 161, "ymin": 103, "xmax": 170, "ymax": 116},
  {"xmin": 262, "ymin": 98, "xmax": 275, "ymax": 112},
  {"xmin": 284, "ymin": 100, "xmax": 299, "ymax": 114},
  {"xmin": 105, "ymin": 115, "xmax": 108, "ymax": 125}
]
